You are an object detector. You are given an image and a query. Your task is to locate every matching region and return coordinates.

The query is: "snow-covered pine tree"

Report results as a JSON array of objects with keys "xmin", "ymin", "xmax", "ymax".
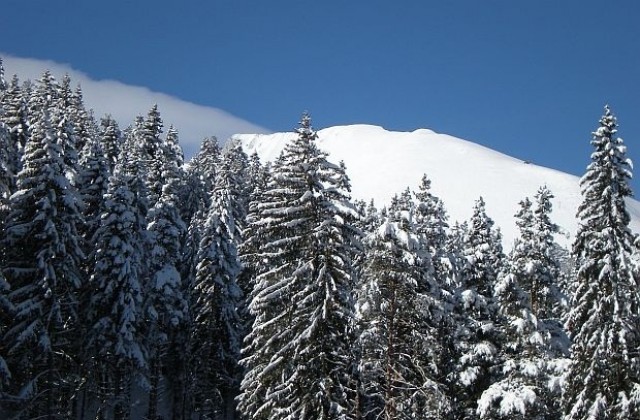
[
  {"xmin": 412, "ymin": 174, "xmax": 459, "ymax": 407},
  {"xmin": 164, "ymin": 125, "xmax": 185, "ymax": 169},
  {"xmin": 71, "ymin": 84, "xmax": 97, "ymax": 157},
  {"xmin": 477, "ymin": 197, "xmax": 554, "ymax": 419},
  {"xmin": 451, "ymin": 197, "xmax": 505, "ymax": 419},
  {"xmin": 99, "ymin": 115, "xmax": 124, "ymax": 173},
  {"xmin": 77, "ymin": 134, "xmax": 111, "ymax": 247},
  {"xmin": 180, "ymin": 136, "xmax": 221, "ymax": 226},
  {"xmin": 0, "ymin": 105, "xmax": 12, "ymax": 218},
  {"xmin": 2, "ymin": 102, "xmax": 85, "ymax": 418},
  {"xmin": 144, "ymin": 144, "xmax": 188, "ymax": 420},
  {"xmin": 238, "ymin": 113, "xmax": 359, "ymax": 419},
  {"xmin": 0, "ymin": 75, "xmax": 30, "ymax": 178},
  {"xmin": 126, "ymin": 105, "xmax": 165, "ymax": 208},
  {"xmin": 356, "ymin": 191, "xmax": 450, "ymax": 419},
  {"xmin": 564, "ymin": 106, "xmax": 640, "ymax": 419},
  {"xmin": 85, "ymin": 161, "xmax": 147, "ymax": 420},
  {"xmin": 236, "ymin": 152, "xmax": 273, "ymax": 358},
  {"xmin": 224, "ymin": 139, "xmax": 250, "ymax": 215},
  {"xmin": 52, "ymin": 74, "xmax": 81, "ymax": 182},
  {"xmin": 27, "ymin": 70, "xmax": 57, "ymax": 119},
  {"xmin": 191, "ymin": 159, "xmax": 244, "ymax": 419},
  {"xmin": 0, "ymin": 57, "xmax": 6, "ymax": 92},
  {"xmin": 237, "ymin": 152, "xmax": 270, "ymax": 298},
  {"xmin": 0, "ymin": 87, "xmax": 12, "ymax": 389},
  {"xmin": 246, "ymin": 151, "xmax": 269, "ymax": 205},
  {"xmin": 413, "ymin": 174, "xmax": 451, "ymax": 283}
]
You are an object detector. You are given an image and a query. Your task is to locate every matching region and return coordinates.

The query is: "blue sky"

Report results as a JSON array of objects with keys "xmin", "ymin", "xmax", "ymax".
[{"xmin": 2, "ymin": 0, "xmax": 639, "ymax": 192}]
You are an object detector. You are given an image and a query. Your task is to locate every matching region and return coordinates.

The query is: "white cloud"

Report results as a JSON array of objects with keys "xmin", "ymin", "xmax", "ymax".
[{"xmin": 1, "ymin": 53, "xmax": 270, "ymax": 157}]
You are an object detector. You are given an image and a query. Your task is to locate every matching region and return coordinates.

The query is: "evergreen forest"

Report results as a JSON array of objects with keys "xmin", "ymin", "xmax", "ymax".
[{"xmin": 0, "ymin": 61, "xmax": 639, "ymax": 420}]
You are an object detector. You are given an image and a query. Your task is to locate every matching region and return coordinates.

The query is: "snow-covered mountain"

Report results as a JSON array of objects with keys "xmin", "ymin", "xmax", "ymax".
[{"xmin": 234, "ymin": 124, "xmax": 640, "ymax": 249}]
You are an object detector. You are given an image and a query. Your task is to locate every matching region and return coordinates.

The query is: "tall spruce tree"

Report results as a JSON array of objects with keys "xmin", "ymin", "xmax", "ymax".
[
  {"xmin": 85, "ymin": 162, "xmax": 147, "ymax": 420},
  {"xmin": 451, "ymin": 197, "xmax": 505, "ymax": 419},
  {"xmin": 0, "ymin": 75, "xmax": 30, "ymax": 178},
  {"xmin": 238, "ymin": 113, "xmax": 359, "ymax": 419},
  {"xmin": 356, "ymin": 191, "xmax": 450, "ymax": 419},
  {"xmin": 144, "ymin": 146, "xmax": 188, "ymax": 420},
  {"xmin": 99, "ymin": 115, "xmax": 123, "ymax": 173},
  {"xmin": 0, "ymin": 104, "xmax": 12, "ymax": 217},
  {"xmin": 564, "ymin": 106, "xmax": 640, "ymax": 419},
  {"xmin": 2, "ymin": 102, "xmax": 85, "ymax": 418},
  {"xmin": 477, "ymin": 197, "xmax": 555, "ymax": 419},
  {"xmin": 191, "ymin": 160, "xmax": 244, "ymax": 418}
]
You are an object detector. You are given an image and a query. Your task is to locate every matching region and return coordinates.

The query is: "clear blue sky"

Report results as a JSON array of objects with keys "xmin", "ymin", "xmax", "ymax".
[{"xmin": 2, "ymin": 0, "xmax": 640, "ymax": 193}]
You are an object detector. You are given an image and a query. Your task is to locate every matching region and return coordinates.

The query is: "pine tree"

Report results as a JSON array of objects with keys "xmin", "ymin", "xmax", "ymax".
[
  {"xmin": 164, "ymin": 125, "xmax": 185, "ymax": 169},
  {"xmin": 564, "ymin": 106, "xmax": 640, "ymax": 419},
  {"xmin": 1, "ymin": 75, "xmax": 29, "ymax": 178},
  {"xmin": 238, "ymin": 113, "xmax": 358, "ymax": 419},
  {"xmin": 99, "ymin": 115, "xmax": 124, "ymax": 173},
  {"xmin": 237, "ymin": 152, "xmax": 270, "ymax": 298},
  {"xmin": 139, "ymin": 105, "xmax": 165, "ymax": 206},
  {"xmin": 0, "ymin": 106, "xmax": 12, "ymax": 217},
  {"xmin": 2, "ymin": 103, "xmax": 85, "ymax": 418},
  {"xmin": 191, "ymin": 160, "xmax": 244, "ymax": 418},
  {"xmin": 85, "ymin": 163, "xmax": 147, "ymax": 420},
  {"xmin": 412, "ymin": 175, "xmax": 460, "ymax": 407},
  {"xmin": 51, "ymin": 74, "xmax": 81, "ymax": 183},
  {"xmin": 0, "ymin": 57, "xmax": 6, "ymax": 92},
  {"xmin": 451, "ymin": 197, "xmax": 505, "ymax": 419},
  {"xmin": 477, "ymin": 198, "xmax": 554, "ymax": 419},
  {"xmin": 71, "ymin": 84, "xmax": 97, "ymax": 157},
  {"xmin": 144, "ymin": 149, "xmax": 188, "ymax": 420},
  {"xmin": 181, "ymin": 136, "xmax": 221, "ymax": 226},
  {"xmin": 356, "ymin": 192, "xmax": 450, "ymax": 419},
  {"xmin": 77, "ymin": 135, "xmax": 111, "ymax": 244}
]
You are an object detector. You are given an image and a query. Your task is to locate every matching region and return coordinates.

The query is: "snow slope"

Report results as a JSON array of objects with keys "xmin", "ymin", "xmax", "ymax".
[{"xmin": 234, "ymin": 124, "xmax": 640, "ymax": 249}]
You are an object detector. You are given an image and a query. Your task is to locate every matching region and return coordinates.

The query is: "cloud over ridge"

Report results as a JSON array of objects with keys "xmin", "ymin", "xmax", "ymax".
[{"xmin": 1, "ymin": 53, "xmax": 270, "ymax": 157}]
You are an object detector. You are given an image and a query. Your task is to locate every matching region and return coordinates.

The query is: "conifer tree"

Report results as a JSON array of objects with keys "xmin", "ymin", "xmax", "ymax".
[
  {"xmin": 99, "ymin": 115, "xmax": 124, "ymax": 173},
  {"xmin": 144, "ymin": 149, "xmax": 188, "ymax": 420},
  {"xmin": 412, "ymin": 175, "xmax": 460, "ymax": 404},
  {"xmin": 356, "ymin": 192, "xmax": 449, "ymax": 419},
  {"xmin": 224, "ymin": 140, "xmax": 251, "ymax": 231},
  {"xmin": 0, "ymin": 57, "xmax": 6, "ymax": 92},
  {"xmin": 0, "ymin": 108, "xmax": 12, "ymax": 217},
  {"xmin": 238, "ymin": 113, "xmax": 358, "ymax": 419},
  {"xmin": 2, "ymin": 103, "xmax": 85, "ymax": 418},
  {"xmin": 181, "ymin": 136, "xmax": 221, "ymax": 226},
  {"xmin": 0, "ymin": 74, "xmax": 28, "ymax": 180},
  {"xmin": 477, "ymin": 198, "xmax": 554, "ymax": 419},
  {"xmin": 77, "ymin": 135, "xmax": 111, "ymax": 244},
  {"xmin": 140, "ymin": 105, "xmax": 165, "ymax": 206},
  {"xmin": 564, "ymin": 106, "xmax": 640, "ymax": 419},
  {"xmin": 451, "ymin": 197, "xmax": 505, "ymax": 419},
  {"xmin": 125, "ymin": 106, "xmax": 164, "ymax": 208},
  {"xmin": 71, "ymin": 84, "xmax": 97, "ymax": 157},
  {"xmin": 164, "ymin": 125, "xmax": 185, "ymax": 169},
  {"xmin": 85, "ymin": 162, "xmax": 147, "ymax": 420},
  {"xmin": 191, "ymin": 160, "xmax": 244, "ymax": 418},
  {"xmin": 51, "ymin": 74, "xmax": 81, "ymax": 182},
  {"xmin": 0, "ymin": 60, "xmax": 14, "ymax": 392}
]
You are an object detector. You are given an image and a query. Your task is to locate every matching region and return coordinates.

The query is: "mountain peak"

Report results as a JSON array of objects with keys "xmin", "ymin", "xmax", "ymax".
[{"xmin": 234, "ymin": 125, "xmax": 640, "ymax": 249}]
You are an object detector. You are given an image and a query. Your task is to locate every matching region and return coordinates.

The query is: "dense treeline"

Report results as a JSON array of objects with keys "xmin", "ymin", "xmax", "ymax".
[{"xmin": 0, "ymin": 61, "xmax": 639, "ymax": 419}]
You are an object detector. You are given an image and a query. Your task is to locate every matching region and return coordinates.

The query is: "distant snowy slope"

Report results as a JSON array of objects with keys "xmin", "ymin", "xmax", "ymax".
[{"xmin": 234, "ymin": 124, "xmax": 640, "ymax": 248}]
